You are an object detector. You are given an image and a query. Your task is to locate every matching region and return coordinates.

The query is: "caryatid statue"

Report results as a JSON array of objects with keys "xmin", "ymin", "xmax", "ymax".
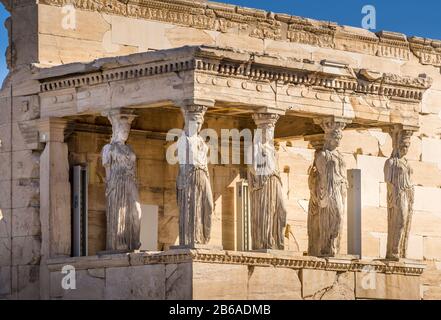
[
  {"xmin": 384, "ymin": 125, "xmax": 415, "ymax": 260},
  {"xmin": 248, "ymin": 113, "xmax": 287, "ymax": 250},
  {"xmin": 308, "ymin": 117, "xmax": 349, "ymax": 257},
  {"xmin": 176, "ymin": 105, "xmax": 213, "ymax": 247},
  {"xmin": 102, "ymin": 109, "xmax": 142, "ymax": 252},
  {"xmin": 306, "ymin": 135, "xmax": 324, "ymax": 256}
]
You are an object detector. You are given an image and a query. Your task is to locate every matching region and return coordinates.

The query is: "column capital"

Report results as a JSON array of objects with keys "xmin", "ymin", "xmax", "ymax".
[
  {"xmin": 313, "ymin": 116, "xmax": 352, "ymax": 132},
  {"xmin": 38, "ymin": 117, "xmax": 69, "ymax": 143},
  {"xmin": 381, "ymin": 123, "xmax": 418, "ymax": 135},
  {"xmin": 252, "ymin": 112, "xmax": 279, "ymax": 128}
]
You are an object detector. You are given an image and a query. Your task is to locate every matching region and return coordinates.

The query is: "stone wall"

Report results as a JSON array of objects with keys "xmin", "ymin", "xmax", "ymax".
[{"xmin": 46, "ymin": 250, "xmax": 424, "ymax": 300}]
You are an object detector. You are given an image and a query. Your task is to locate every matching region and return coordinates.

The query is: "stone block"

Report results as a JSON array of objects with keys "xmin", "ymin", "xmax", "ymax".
[
  {"xmin": 12, "ymin": 207, "xmax": 40, "ymax": 237},
  {"xmin": 50, "ymin": 269, "xmax": 105, "ymax": 300},
  {"xmin": 320, "ymin": 272, "xmax": 355, "ymax": 300},
  {"xmin": 0, "ymin": 266, "xmax": 10, "ymax": 296},
  {"xmin": 158, "ymin": 215, "xmax": 179, "ymax": 248},
  {"xmin": 421, "ymin": 261, "xmax": 441, "ymax": 287},
  {"xmin": 355, "ymin": 272, "xmax": 421, "ymax": 300},
  {"xmin": 406, "ymin": 235, "xmax": 424, "ymax": 260},
  {"xmin": 0, "ymin": 152, "xmax": 12, "ymax": 181},
  {"xmin": 0, "ymin": 97, "xmax": 11, "ymax": 126},
  {"xmin": 422, "ymin": 88, "xmax": 441, "ymax": 114},
  {"xmin": 340, "ymin": 130, "xmax": 379, "ymax": 156},
  {"xmin": 357, "ymin": 155, "xmax": 386, "ymax": 207},
  {"xmin": 423, "ymin": 237, "xmax": 441, "ymax": 260},
  {"xmin": 12, "ymin": 150, "xmax": 40, "ymax": 180},
  {"xmin": 0, "ymin": 237, "xmax": 11, "ymax": 266},
  {"xmin": 409, "ymin": 160, "xmax": 441, "ymax": 188},
  {"xmin": 248, "ymin": 266, "xmax": 302, "ymax": 300},
  {"xmin": 414, "ymin": 186, "xmax": 441, "ymax": 213},
  {"xmin": 419, "ymin": 114, "xmax": 441, "ymax": 139},
  {"xmin": 88, "ymin": 210, "xmax": 106, "ymax": 256},
  {"xmin": 192, "ymin": 262, "xmax": 248, "ymax": 300},
  {"xmin": 421, "ymin": 137, "xmax": 441, "ymax": 167},
  {"xmin": 0, "ymin": 209, "xmax": 11, "ymax": 238},
  {"xmin": 300, "ymin": 269, "xmax": 337, "ymax": 298},
  {"xmin": 0, "ymin": 179, "xmax": 11, "ymax": 209},
  {"xmin": 362, "ymin": 206, "xmax": 387, "ymax": 233},
  {"xmin": 12, "ymin": 95, "xmax": 40, "ymax": 122},
  {"xmin": 12, "ymin": 178, "xmax": 39, "ymax": 209},
  {"xmin": 412, "ymin": 211, "xmax": 441, "ymax": 237},
  {"xmin": 165, "ymin": 263, "xmax": 192, "ymax": 300},
  {"xmin": 39, "ymin": 4, "xmax": 110, "ymax": 42},
  {"xmin": 12, "ymin": 235, "xmax": 41, "ymax": 266},
  {"xmin": 105, "ymin": 265, "xmax": 165, "ymax": 300},
  {"xmin": 0, "ymin": 124, "xmax": 11, "ymax": 153},
  {"xmin": 14, "ymin": 265, "xmax": 39, "ymax": 300},
  {"xmin": 362, "ymin": 232, "xmax": 381, "ymax": 258}
]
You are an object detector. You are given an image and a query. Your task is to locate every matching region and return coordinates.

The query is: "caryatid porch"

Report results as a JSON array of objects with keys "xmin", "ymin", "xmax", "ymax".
[{"xmin": 34, "ymin": 45, "xmax": 429, "ymax": 299}]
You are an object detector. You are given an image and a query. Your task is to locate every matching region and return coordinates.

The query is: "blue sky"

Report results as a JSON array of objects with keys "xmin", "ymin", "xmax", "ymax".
[{"xmin": 0, "ymin": 1, "xmax": 440, "ymax": 84}]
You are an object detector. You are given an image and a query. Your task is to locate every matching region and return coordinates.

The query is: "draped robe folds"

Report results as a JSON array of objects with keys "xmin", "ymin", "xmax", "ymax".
[
  {"xmin": 307, "ymin": 155, "xmax": 320, "ymax": 256},
  {"xmin": 102, "ymin": 142, "xmax": 142, "ymax": 251},
  {"xmin": 248, "ymin": 142, "xmax": 287, "ymax": 250},
  {"xmin": 315, "ymin": 149, "xmax": 347, "ymax": 256},
  {"xmin": 384, "ymin": 157, "xmax": 414, "ymax": 259},
  {"xmin": 176, "ymin": 134, "xmax": 213, "ymax": 246}
]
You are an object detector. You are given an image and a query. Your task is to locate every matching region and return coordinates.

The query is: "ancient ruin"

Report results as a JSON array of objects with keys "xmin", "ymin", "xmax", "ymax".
[{"xmin": 0, "ymin": 0, "xmax": 440, "ymax": 300}]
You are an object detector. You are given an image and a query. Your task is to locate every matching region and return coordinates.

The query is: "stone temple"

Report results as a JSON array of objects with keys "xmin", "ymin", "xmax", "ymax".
[{"xmin": 0, "ymin": 0, "xmax": 440, "ymax": 300}]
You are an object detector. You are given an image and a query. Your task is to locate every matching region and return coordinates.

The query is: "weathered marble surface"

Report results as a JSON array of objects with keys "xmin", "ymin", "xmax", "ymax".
[
  {"xmin": 248, "ymin": 113, "xmax": 287, "ymax": 250},
  {"xmin": 307, "ymin": 118, "xmax": 349, "ymax": 257},
  {"xmin": 102, "ymin": 109, "xmax": 142, "ymax": 252},
  {"xmin": 384, "ymin": 126, "xmax": 415, "ymax": 260},
  {"xmin": 177, "ymin": 105, "xmax": 213, "ymax": 247}
]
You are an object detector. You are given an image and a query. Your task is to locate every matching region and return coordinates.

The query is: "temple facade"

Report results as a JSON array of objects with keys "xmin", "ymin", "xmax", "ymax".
[{"xmin": 0, "ymin": 0, "xmax": 440, "ymax": 300}]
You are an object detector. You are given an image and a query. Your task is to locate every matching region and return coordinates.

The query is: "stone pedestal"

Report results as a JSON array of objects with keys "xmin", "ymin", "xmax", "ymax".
[{"xmin": 46, "ymin": 250, "xmax": 425, "ymax": 300}]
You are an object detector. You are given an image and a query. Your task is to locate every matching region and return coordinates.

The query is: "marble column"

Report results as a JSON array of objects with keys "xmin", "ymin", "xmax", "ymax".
[
  {"xmin": 248, "ymin": 113, "xmax": 287, "ymax": 250},
  {"xmin": 384, "ymin": 125, "xmax": 415, "ymax": 260},
  {"xmin": 176, "ymin": 103, "xmax": 214, "ymax": 247},
  {"xmin": 102, "ymin": 109, "xmax": 142, "ymax": 252},
  {"xmin": 38, "ymin": 118, "xmax": 71, "ymax": 300},
  {"xmin": 38, "ymin": 118, "xmax": 71, "ymax": 258},
  {"xmin": 307, "ymin": 117, "xmax": 350, "ymax": 257}
]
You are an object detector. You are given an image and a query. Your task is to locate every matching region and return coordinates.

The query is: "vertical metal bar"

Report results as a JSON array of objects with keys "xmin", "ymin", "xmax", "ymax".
[
  {"xmin": 82, "ymin": 166, "xmax": 89, "ymax": 256},
  {"xmin": 347, "ymin": 169, "xmax": 362, "ymax": 257},
  {"xmin": 72, "ymin": 166, "xmax": 81, "ymax": 257}
]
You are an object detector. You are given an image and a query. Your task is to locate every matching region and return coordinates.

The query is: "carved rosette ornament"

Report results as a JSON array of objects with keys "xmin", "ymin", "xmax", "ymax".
[
  {"xmin": 102, "ymin": 109, "xmax": 142, "ymax": 252},
  {"xmin": 384, "ymin": 125, "xmax": 415, "ymax": 260},
  {"xmin": 248, "ymin": 113, "xmax": 287, "ymax": 250},
  {"xmin": 176, "ymin": 104, "xmax": 214, "ymax": 247},
  {"xmin": 307, "ymin": 117, "xmax": 350, "ymax": 257}
]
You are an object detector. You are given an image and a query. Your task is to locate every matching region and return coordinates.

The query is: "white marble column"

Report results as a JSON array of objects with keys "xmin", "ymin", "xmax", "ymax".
[
  {"xmin": 176, "ymin": 102, "xmax": 214, "ymax": 248},
  {"xmin": 102, "ymin": 109, "xmax": 142, "ymax": 252},
  {"xmin": 384, "ymin": 125, "xmax": 415, "ymax": 260},
  {"xmin": 248, "ymin": 113, "xmax": 287, "ymax": 250},
  {"xmin": 307, "ymin": 117, "xmax": 351, "ymax": 257}
]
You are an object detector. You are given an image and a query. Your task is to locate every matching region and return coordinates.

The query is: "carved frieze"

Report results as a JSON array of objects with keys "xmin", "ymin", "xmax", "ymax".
[{"xmin": 37, "ymin": 0, "xmax": 441, "ymax": 65}]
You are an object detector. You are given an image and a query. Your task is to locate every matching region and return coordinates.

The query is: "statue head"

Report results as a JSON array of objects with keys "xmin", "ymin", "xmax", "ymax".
[
  {"xmin": 392, "ymin": 128, "xmax": 412, "ymax": 159},
  {"xmin": 107, "ymin": 110, "xmax": 136, "ymax": 144},
  {"xmin": 183, "ymin": 105, "xmax": 206, "ymax": 137},
  {"xmin": 319, "ymin": 118, "xmax": 346, "ymax": 151}
]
